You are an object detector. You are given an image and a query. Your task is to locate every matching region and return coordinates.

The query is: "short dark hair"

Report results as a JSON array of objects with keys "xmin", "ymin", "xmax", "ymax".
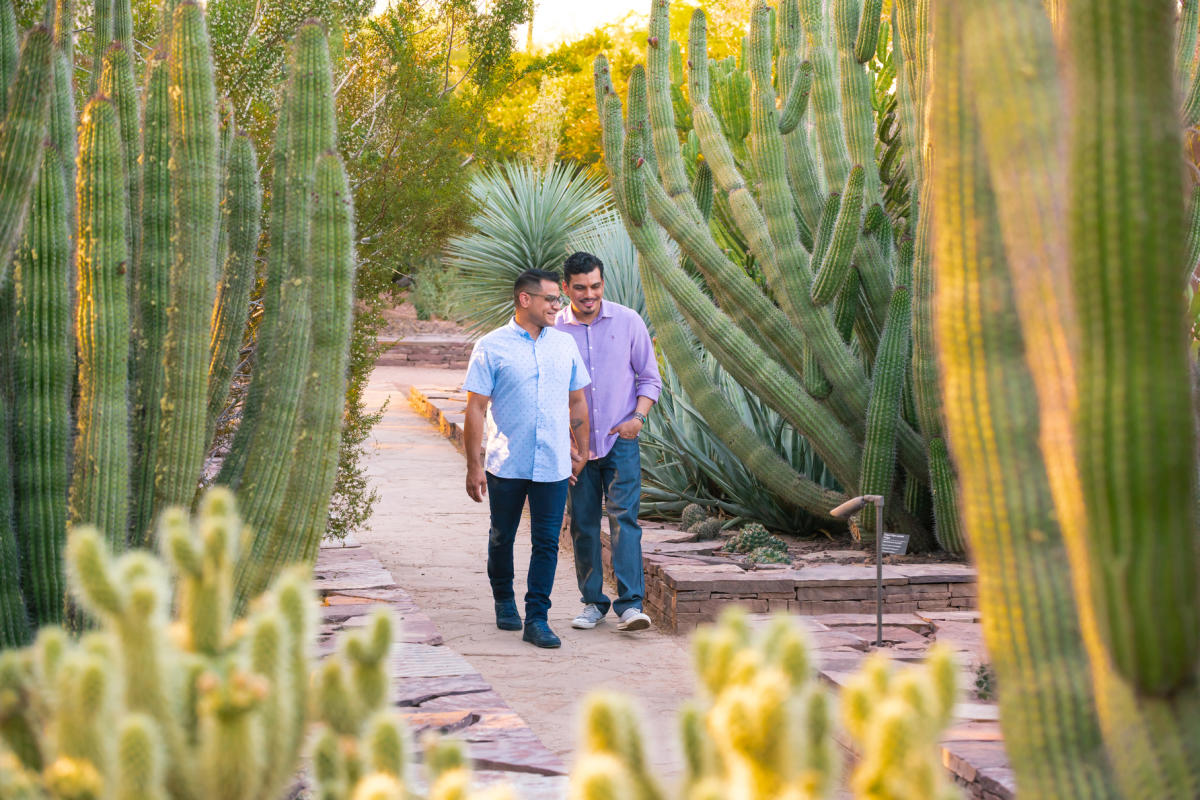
[
  {"xmin": 563, "ymin": 251, "xmax": 604, "ymax": 281},
  {"xmin": 513, "ymin": 268, "xmax": 561, "ymax": 303}
]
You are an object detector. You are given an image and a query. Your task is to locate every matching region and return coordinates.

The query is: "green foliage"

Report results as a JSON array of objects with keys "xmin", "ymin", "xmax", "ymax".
[
  {"xmin": 446, "ymin": 160, "xmax": 608, "ymax": 335},
  {"xmin": 410, "ymin": 257, "xmax": 461, "ymax": 322}
]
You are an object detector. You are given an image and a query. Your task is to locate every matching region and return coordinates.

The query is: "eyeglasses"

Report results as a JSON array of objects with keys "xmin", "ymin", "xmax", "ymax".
[{"xmin": 525, "ymin": 292, "xmax": 566, "ymax": 307}]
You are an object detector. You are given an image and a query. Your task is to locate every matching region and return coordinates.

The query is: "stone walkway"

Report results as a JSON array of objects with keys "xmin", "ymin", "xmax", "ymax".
[{"xmin": 355, "ymin": 365, "xmax": 698, "ymax": 793}]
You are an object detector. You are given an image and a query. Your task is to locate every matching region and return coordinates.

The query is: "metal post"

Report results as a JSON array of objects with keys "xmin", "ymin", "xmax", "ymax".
[{"xmin": 875, "ymin": 498, "xmax": 884, "ymax": 647}]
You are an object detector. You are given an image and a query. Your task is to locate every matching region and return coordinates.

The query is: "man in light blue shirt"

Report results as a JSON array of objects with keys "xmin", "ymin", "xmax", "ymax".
[{"xmin": 463, "ymin": 269, "xmax": 591, "ymax": 649}]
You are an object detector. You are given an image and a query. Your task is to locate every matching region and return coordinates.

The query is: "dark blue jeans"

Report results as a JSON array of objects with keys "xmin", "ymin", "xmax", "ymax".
[
  {"xmin": 567, "ymin": 436, "xmax": 644, "ymax": 616},
  {"xmin": 485, "ymin": 473, "xmax": 568, "ymax": 623}
]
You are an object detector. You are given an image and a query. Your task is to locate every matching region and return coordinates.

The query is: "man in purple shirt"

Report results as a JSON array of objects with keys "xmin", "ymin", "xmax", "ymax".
[{"xmin": 554, "ymin": 251, "xmax": 662, "ymax": 632}]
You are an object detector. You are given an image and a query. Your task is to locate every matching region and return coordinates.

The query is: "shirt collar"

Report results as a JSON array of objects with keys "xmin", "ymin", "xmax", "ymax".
[
  {"xmin": 558, "ymin": 300, "xmax": 612, "ymax": 326},
  {"xmin": 507, "ymin": 317, "xmax": 533, "ymax": 340}
]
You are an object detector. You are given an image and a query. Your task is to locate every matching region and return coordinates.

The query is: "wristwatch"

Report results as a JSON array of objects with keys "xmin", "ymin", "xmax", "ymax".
[{"xmin": 633, "ymin": 412, "xmax": 647, "ymax": 423}]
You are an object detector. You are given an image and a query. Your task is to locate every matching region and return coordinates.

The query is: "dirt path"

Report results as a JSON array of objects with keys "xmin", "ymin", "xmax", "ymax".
[{"xmin": 357, "ymin": 364, "xmax": 695, "ymax": 788}]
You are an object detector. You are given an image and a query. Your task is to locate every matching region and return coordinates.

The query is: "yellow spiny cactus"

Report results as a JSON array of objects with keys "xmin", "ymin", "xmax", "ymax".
[{"xmin": 570, "ymin": 610, "xmax": 958, "ymax": 800}]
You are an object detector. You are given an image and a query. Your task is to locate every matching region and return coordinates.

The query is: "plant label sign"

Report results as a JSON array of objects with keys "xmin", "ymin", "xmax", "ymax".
[{"xmin": 880, "ymin": 532, "xmax": 910, "ymax": 556}]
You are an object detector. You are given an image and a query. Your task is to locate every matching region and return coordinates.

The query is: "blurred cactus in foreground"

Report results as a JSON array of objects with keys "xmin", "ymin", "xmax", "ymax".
[
  {"xmin": 571, "ymin": 610, "xmax": 959, "ymax": 800},
  {"xmin": 0, "ymin": 488, "xmax": 437, "ymax": 800}
]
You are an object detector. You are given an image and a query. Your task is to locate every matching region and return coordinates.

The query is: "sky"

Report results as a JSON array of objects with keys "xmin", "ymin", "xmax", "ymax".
[{"xmin": 519, "ymin": 0, "xmax": 649, "ymax": 49}]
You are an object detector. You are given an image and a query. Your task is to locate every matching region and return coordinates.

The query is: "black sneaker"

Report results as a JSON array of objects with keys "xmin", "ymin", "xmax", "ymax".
[
  {"xmin": 522, "ymin": 619, "xmax": 561, "ymax": 648},
  {"xmin": 495, "ymin": 600, "xmax": 522, "ymax": 631}
]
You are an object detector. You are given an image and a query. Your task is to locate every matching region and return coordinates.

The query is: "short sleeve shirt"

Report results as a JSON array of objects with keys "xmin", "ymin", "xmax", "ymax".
[{"xmin": 463, "ymin": 319, "xmax": 591, "ymax": 482}]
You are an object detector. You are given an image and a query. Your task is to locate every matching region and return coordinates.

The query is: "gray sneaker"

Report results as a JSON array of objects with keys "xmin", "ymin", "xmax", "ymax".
[
  {"xmin": 572, "ymin": 603, "xmax": 606, "ymax": 629},
  {"xmin": 616, "ymin": 608, "xmax": 651, "ymax": 631}
]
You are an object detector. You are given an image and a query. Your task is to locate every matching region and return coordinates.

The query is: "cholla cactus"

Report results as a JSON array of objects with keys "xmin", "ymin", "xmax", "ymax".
[
  {"xmin": 570, "ymin": 610, "xmax": 959, "ymax": 800},
  {"xmin": 0, "ymin": 488, "xmax": 447, "ymax": 800}
]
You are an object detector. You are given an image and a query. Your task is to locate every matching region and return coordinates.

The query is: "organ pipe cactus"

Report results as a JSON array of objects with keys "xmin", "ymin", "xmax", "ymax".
[
  {"xmin": 0, "ymin": 0, "xmax": 358, "ymax": 643},
  {"xmin": 601, "ymin": 0, "xmax": 939, "ymax": 548},
  {"xmin": 928, "ymin": 0, "xmax": 1200, "ymax": 796}
]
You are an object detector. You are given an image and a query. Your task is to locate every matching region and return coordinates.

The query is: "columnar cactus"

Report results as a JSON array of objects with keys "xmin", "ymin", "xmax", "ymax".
[
  {"xmin": 600, "ymin": 0, "xmax": 938, "ymax": 548},
  {"xmin": 929, "ymin": 0, "xmax": 1200, "ymax": 796},
  {"xmin": 0, "ymin": 0, "xmax": 358, "ymax": 639}
]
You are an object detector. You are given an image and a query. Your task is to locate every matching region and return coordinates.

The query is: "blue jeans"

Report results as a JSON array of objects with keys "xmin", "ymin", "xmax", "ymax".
[
  {"xmin": 567, "ymin": 436, "xmax": 644, "ymax": 616},
  {"xmin": 485, "ymin": 473, "xmax": 568, "ymax": 623}
]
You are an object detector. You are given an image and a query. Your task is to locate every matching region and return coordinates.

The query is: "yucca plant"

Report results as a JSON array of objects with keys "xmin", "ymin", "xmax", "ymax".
[{"xmin": 446, "ymin": 160, "xmax": 608, "ymax": 335}]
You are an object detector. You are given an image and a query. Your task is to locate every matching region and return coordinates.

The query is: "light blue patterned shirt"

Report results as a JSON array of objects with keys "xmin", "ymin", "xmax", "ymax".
[{"xmin": 463, "ymin": 319, "xmax": 591, "ymax": 482}]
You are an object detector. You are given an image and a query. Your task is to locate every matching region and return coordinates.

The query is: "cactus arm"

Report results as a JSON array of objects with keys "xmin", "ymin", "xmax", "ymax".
[
  {"xmin": 245, "ymin": 152, "xmax": 356, "ymax": 599},
  {"xmin": 777, "ymin": 60, "xmax": 812, "ymax": 134},
  {"xmin": 780, "ymin": 97, "xmax": 827, "ymax": 233},
  {"xmin": 0, "ymin": 26, "xmax": 53, "ymax": 279},
  {"xmin": 89, "ymin": 0, "xmax": 109, "ymax": 93},
  {"xmin": 151, "ymin": 1, "xmax": 221, "ymax": 519},
  {"xmin": 114, "ymin": 714, "xmax": 167, "ymax": 800},
  {"xmin": 798, "ymin": 0, "xmax": 851, "ymax": 190},
  {"xmin": 1067, "ymin": 0, "xmax": 1198, "ymax": 695},
  {"xmin": 0, "ymin": 410, "xmax": 31, "ymax": 647},
  {"xmin": 0, "ymin": 0, "xmax": 16, "ymax": 111},
  {"xmin": 892, "ymin": 0, "xmax": 928, "ymax": 193},
  {"xmin": 12, "ymin": 145, "xmax": 71, "ymax": 627},
  {"xmin": 856, "ymin": 286, "xmax": 909, "ymax": 541},
  {"xmin": 216, "ymin": 69, "xmax": 293, "ymax": 490},
  {"xmin": 854, "ymin": 0, "xmax": 884, "ymax": 64},
  {"xmin": 930, "ymin": 3, "xmax": 1118, "ymax": 794},
  {"xmin": 1187, "ymin": 183, "xmax": 1200, "ymax": 282},
  {"xmin": 638, "ymin": 16, "xmax": 809, "ymax": 378},
  {"xmin": 810, "ymin": 164, "xmax": 864, "ymax": 305},
  {"xmin": 98, "ymin": 43, "xmax": 138, "ymax": 253},
  {"xmin": 206, "ymin": 132, "xmax": 261, "ymax": 446},
  {"xmin": 833, "ymin": 267, "xmax": 860, "ymax": 342},
  {"xmin": 69, "ymin": 96, "xmax": 130, "ymax": 544},
  {"xmin": 1178, "ymin": 0, "xmax": 1199, "ymax": 91},
  {"xmin": 48, "ymin": 49, "xmax": 74, "ymax": 225},
  {"xmin": 609, "ymin": 79, "xmax": 863, "ymax": 491},
  {"xmin": 128, "ymin": 49, "xmax": 171, "ymax": 546},
  {"xmin": 833, "ymin": 0, "xmax": 881, "ymax": 202},
  {"xmin": 233, "ymin": 24, "xmax": 336, "ymax": 595}
]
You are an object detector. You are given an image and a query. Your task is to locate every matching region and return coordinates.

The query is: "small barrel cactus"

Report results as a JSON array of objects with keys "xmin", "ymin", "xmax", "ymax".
[
  {"xmin": 691, "ymin": 518, "xmax": 725, "ymax": 540},
  {"xmin": 723, "ymin": 524, "xmax": 788, "ymax": 555},
  {"xmin": 681, "ymin": 503, "xmax": 708, "ymax": 531},
  {"xmin": 748, "ymin": 546, "xmax": 791, "ymax": 565}
]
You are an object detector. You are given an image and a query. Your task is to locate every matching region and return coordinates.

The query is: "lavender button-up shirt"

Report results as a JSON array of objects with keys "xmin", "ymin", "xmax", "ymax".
[{"xmin": 554, "ymin": 300, "xmax": 662, "ymax": 460}]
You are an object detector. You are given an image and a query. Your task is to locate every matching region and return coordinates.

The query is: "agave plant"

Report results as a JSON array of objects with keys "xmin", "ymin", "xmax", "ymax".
[
  {"xmin": 641, "ymin": 347, "xmax": 842, "ymax": 536},
  {"xmin": 446, "ymin": 160, "xmax": 608, "ymax": 335}
]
